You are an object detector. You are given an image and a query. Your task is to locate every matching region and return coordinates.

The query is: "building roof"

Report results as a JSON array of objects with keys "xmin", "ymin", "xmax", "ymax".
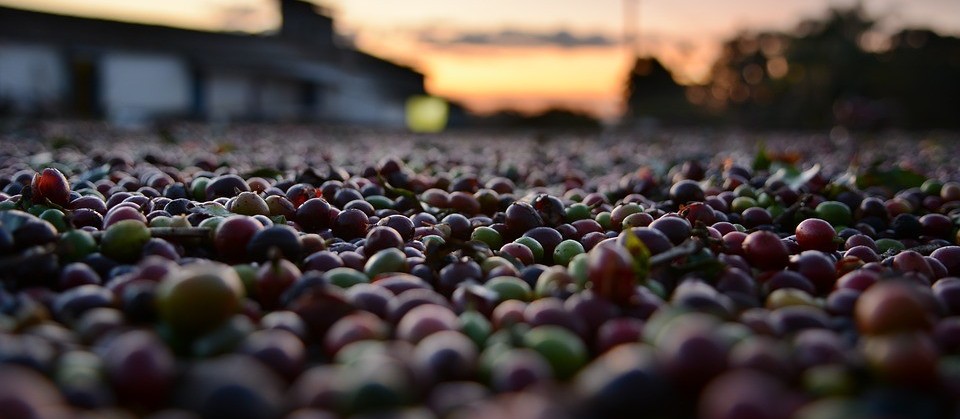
[{"xmin": 0, "ymin": 4, "xmax": 423, "ymax": 93}]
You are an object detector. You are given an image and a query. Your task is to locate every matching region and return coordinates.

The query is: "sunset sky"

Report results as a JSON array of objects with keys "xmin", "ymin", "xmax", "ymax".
[{"xmin": 1, "ymin": 0, "xmax": 958, "ymax": 119}]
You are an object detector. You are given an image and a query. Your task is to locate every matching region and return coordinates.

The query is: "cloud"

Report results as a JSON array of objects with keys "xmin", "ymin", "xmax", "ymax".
[{"xmin": 419, "ymin": 28, "xmax": 620, "ymax": 49}]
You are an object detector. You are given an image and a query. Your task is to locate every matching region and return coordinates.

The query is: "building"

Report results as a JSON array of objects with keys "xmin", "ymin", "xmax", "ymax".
[{"xmin": 0, "ymin": 0, "xmax": 425, "ymax": 127}]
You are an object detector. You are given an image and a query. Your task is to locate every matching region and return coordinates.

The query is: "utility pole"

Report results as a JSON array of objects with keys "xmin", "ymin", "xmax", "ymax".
[
  {"xmin": 623, "ymin": 0, "xmax": 643, "ymax": 57},
  {"xmin": 623, "ymin": 0, "xmax": 640, "ymax": 57}
]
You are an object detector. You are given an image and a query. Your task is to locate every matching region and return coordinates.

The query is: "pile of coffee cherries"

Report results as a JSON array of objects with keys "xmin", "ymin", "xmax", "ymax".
[{"xmin": 0, "ymin": 126, "xmax": 959, "ymax": 419}]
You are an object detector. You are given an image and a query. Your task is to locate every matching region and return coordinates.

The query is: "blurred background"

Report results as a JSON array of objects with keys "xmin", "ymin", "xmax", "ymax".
[{"xmin": 0, "ymin": 0, "xmax": 957, "ymax": 131}]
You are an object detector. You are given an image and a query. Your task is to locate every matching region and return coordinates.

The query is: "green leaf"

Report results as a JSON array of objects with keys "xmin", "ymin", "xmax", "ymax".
[
  {"xmin": 378, "ymin": 174, "xmax": 425, "ymax": 212},
  {"xmin": 792, "ymin": 164, "xmax": 821, "ymax": 190},
  {"xmin": 77, "ymin": 164, "xmax": 111, "ymax": 184},
  {"xmin": 752, "ymin": 142, "xmax": 771, "ymax": 171},
  {"xmin": 668, "ymin": 248, "xmax": 725, "ymax": 280},
  {"xmin": 269, "ymin": 215, "xmax": 287, "ymax": 225},
  {"xmin": 623, "ymin": 230, "xmax": 651, "ymax": 281},
  {"xmin": 833, "ymin": 168, "xmax": 858, "ymax": 189},
  {"xmin": 854, "ymin": 165, "xmax": 926, "ymax": 191},
  {"xmin": 767, "ymin": 164, "xmax": 820, "ymax": 191},
  {"xmin": 244, "ymin": 168, "xmax": 284, "ymax": 180},
  {"xmin": 30, "ymin": 152, "xmax": 53, "ymax": 168},
  {"xmin": 190, "ymin": 202, "xmax": 233, "ymax": 217}
]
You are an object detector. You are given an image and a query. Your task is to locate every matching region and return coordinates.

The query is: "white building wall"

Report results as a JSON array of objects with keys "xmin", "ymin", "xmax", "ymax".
[
  {"xmin": 259, "ymin": 78, "xmax": 301, "ymax": 120},
  {"xmin": 0, "ymin": 41, "xmax": 411, "ymax": 127},
  {"xmin": 100, "ymin": 52, "xmax": 190, "ymax": 124},
  {"xmin": 322, "ymin": 71, "xmax": 405, "ymax": 128},
  {"xmin": 205, "ymin": 72, "xmax": 254, "ymax": 122},
  {"xmin": 0, "ymin": 42, "xmax": 66, "ymax": 112}
]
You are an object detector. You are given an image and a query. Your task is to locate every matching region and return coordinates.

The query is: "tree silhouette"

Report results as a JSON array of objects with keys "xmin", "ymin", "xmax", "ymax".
[
  {"xmin": 479, "ymin": 108, "xmax": 602, "ymax": 131},
  {"xmin": 876, "ymin": 29, "xmax": 960, "ymax": 129},
  {"xmin": 622, "ymin": 56, "xmax": 701, "ymax": 126},
  {"xmin": 670, "ymin": 5, "xmax": 960, "ymax": 130}
]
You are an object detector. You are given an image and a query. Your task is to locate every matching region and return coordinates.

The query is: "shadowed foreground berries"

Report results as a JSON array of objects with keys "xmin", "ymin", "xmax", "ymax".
[{"xmin": 0, "ymin": 127, "xmax": 959, "ymax": 418}]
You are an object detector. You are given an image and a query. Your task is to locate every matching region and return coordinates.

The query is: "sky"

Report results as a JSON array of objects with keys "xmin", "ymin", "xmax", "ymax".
[{"xmin": 1, "ymin": 0, "xmax": 958, "ymax": 120}]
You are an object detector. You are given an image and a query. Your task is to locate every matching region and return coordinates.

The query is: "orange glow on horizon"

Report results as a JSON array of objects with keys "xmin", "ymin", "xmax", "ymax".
[
  {"xmin": 1, "ymin": 0, "xmax": 958, "ymax": 120},
  {"xmin": 425, "ymin": 49, "xmax": 625, "ymax": 94},
  {"xmin": 352, "ymin": 31, "xmax": 713, "ymax": 120},
  {"xmin": 423, "ymin": 49, "xmax": 630, "ymax": 120}
]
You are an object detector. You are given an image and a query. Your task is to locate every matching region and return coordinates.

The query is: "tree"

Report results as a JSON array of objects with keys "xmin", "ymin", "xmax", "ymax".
[
  {"xmin": 876, "ymin": 29, "xmax": 960, "ymax": 129},
  {"xmin": 622, "ymin": 56, "xmax": 700, "ymax": 126},
  {"xmin": 700, "ymin": 6, "xmax": 879, "ymax": 128},
  {"xmin": 695, "ymin": 5, "xmax": 960, "ymax": 130}
]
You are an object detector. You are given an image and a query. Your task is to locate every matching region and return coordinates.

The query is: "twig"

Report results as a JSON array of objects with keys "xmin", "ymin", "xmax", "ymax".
[
  {"xmin": 649, "ymin": 239, "xmax": 702, "ymax": 266},
  {"xmin": 149, "ymin": 227, "xmax": 212, "ymax": 240},
  {"xmin": 879, "ymin": 241, "xmax": 947, "ymax": 259},
  {"xmin": 772, "ymin": 193, "xmax": 814, "ymax": 231}
]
